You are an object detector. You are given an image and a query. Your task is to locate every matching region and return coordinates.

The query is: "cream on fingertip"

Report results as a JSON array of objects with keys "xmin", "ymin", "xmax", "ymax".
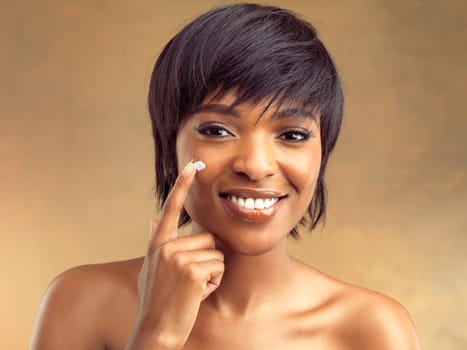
[{"xmin": 192, "ymin": 160, "xmax": 206, "ymax": 172}]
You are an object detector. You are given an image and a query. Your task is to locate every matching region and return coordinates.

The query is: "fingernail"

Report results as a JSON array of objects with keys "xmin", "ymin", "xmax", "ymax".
[{"xmin": 181, "ymin": 162, "xmax": 196, "ymax": 176}]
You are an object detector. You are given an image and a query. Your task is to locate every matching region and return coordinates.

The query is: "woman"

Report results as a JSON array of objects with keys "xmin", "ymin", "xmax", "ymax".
[{"xmin": 30, "ymin": 4, "xmax": 421, "ymax": 349}]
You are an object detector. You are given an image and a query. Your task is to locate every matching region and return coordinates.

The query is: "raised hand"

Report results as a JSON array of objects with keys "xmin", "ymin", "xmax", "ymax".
[{"xmin": 126, "ymin": 161, "xmax": 224, "ymax": 350}]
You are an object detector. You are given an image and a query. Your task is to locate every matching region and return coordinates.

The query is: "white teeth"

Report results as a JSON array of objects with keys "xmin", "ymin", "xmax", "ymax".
[
  {"xmin": 254, "ymin": 198, "xmax": 264, "ymax": 209},
  {"xmin": 227, "ymin": 196, "xmax": 279, "ymax": 209},
  {"xmin": 244, "ymin": 198, "xmax": 255, "ymax": 209}
]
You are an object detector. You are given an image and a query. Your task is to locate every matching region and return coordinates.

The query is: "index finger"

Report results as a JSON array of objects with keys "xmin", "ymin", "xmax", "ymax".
[{"xmin": 151, "ymin": 161, "xmax": 198, "ymax": 247}]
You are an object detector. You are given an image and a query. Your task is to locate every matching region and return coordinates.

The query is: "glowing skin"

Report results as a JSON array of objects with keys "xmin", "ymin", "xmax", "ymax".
[{"xmin": 176, "ymin": 91, "xmax": 321, "ymax": 256}]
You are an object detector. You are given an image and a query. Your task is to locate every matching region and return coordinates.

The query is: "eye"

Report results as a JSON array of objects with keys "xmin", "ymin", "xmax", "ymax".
[
  {"xmin": 278, "ymin": 129, "xmax": 311, "ymax": 143},
  {"xmin": 196, "ymin": 124, "xmax": 233, "ymax": 138}
]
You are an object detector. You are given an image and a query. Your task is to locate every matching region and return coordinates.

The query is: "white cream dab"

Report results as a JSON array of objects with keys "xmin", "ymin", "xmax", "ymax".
[{"xmin": 192, "ymin": 160, "xmax": 206, "ymax": 172}]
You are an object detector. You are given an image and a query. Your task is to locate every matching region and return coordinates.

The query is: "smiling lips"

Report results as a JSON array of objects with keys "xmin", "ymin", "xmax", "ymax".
[
  {"xmin": 228, "ymin": 196, "xmax": 279, "ymax": 209},
  {"xmin": 220, "ymin": 189, "xmax": 286, "ymax": 223}
]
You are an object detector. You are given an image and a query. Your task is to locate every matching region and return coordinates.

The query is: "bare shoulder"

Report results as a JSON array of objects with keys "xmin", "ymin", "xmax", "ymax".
[
  {"xmin": 30, "ymin": 258, "xmax": 143, "ymax": 350},
  {"xmin": 338, "ymin": 284, "xmax": 422, "ymax": 350},
  {"xmin": 292, "ymin": 260, "xmax": 421, "ymax": 350}
]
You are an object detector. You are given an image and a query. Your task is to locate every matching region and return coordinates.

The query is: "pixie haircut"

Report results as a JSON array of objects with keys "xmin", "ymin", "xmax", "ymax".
[{"xmin": 148, "ymin": 3, "xmax": 343, "ymax": 238}]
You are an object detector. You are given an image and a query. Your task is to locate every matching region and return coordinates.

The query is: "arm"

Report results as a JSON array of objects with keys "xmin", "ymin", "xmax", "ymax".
[
  {"xmin": 125, "ymin": 161, "xmax": 224, "ymax": 349},
  {"xmin": 31, "ymin": 162, "xmax": 223, "ymax": 350}
]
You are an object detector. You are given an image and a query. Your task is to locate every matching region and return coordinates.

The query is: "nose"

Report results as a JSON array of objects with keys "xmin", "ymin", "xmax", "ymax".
[{"xmin": 231, "ymin": 135, "xmax": 277, "ymax": 181}]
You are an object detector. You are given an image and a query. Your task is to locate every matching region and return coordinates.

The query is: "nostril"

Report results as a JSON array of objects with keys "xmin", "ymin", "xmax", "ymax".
[
  {"xmin": 231, "ymin": 159, "xmax": 277, "ymax": 181},
  {"xmin": 232, "ymin": 169, "xmax": 276, "ymax": 182},
  {"xmin": 230, "ymin": 143, "xmax": 278, "ymax": 181}
]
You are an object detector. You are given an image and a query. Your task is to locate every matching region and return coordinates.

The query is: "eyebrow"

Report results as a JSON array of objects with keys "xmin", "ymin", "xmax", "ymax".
[
  {"xmin": 191, "ymin": 104, "xmax": 317, "ymax": 121},
  {"xmin": 273, "ymin": 108, "xmax": 317, "ymax": 121},
  {"xmin": 191, "ymin": 104, "xmax": 240, "ymax": 118}
]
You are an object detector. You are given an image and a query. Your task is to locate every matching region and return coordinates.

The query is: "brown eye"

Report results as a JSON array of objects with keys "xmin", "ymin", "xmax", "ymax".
[
  {"xmin": 196, "ymin": 124, "xmax": 232, "ymax": 138},
  {"xmin": 278, "ymin": 130, "xmax": 311, "ymax": 142}
]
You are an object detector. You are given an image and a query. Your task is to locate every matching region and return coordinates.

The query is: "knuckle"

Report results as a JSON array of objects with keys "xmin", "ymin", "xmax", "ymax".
[
  {"xmin": 214, "ymin": 260, "xmax": 225, "ymax": 272},
  {"xmin": 215, "ymin": 251, "xmax": 225, "ymax": 261},
  {"xmin": 162, "ymin": 198, "xmax": 181, "ymax": 215},
  {"xmin": 206, "ymin": 234, "xmax": 216, "ymax": 247},
  {"xmin": 175, "ymin": 173, "xmax": 190, "ymax": 187},
  {"xmin": 200, "ymin": 233, "xmax": 216, "ymax": 248},
  {"xmin": 172, "ymin": 252, "xmax": 186, "ymax": 270},
  {"xmin": 185, "ymin": 263, "xmax": 203, "ymax": 282},
  {"xmin": 158, "ymin": 243, "xmax": 173, "ymax": 261}
]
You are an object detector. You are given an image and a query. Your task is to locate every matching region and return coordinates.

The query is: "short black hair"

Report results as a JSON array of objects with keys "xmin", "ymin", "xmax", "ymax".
[{"xmin": 148, "ymin": 3, "xmax": 344, "ymax": 238}]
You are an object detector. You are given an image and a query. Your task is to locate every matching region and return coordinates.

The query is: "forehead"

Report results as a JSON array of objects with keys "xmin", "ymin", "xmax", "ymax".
[{"xmin": 195, "ymin": 89, "xmax": 319, "ymax": 122}]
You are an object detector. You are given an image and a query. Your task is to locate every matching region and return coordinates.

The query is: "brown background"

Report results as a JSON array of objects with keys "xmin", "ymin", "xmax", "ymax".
[{"xmin": 1, "ymin": 1, "xmax": 466, "ymax": 349}]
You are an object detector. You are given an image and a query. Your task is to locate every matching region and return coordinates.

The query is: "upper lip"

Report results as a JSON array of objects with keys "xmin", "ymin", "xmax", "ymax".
[{"xmin": 220, "ymin": 188, "xmax": 287, "ymax": 199}]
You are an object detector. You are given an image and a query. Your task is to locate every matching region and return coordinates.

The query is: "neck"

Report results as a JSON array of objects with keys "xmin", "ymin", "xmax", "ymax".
[{"xmin": 204, "ymin": 235, "xmax": 294, "ymax": 317}]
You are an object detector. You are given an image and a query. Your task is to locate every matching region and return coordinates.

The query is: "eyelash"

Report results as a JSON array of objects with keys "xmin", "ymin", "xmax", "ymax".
[
  {"xmin": 196, "ymin": 124, "xmax": 312, "ymax": 143},
  {"xmin": 196, "ymin": 124, "xmax": 232, "ymax": 138},
  {"xmin": 278, "ymin": 129, "xmax": 311, "ymax": 143}
]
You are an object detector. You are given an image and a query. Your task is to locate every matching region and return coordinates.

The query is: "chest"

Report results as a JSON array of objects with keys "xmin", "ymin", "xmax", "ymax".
[
  {"xmin": 102, "ymin": 296, "xmax": 348, "ymax": 350},
  {"xmin": 181, "ymin": 310, "xmax": 346, "ymax": 350},
  {"xmin": 104, "ymin": 316, "xmax": 301, "ymax": 350}
]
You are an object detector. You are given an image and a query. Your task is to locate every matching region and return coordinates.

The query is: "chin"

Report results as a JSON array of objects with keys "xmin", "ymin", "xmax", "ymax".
[{"xmin": 195, "ymin": 219, "xmax": 289, "ymax": 256}]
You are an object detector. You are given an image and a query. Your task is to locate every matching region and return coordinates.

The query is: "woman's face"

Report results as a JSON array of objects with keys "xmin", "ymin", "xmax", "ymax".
[{"xmin": 176, "ymin": 91, "xmax": 322, "ymax": 255}]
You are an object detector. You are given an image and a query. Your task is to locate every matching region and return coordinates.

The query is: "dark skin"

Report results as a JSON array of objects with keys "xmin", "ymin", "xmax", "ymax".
[{"xmin": 30, "ymin": 94, "xmax": 421, "ymax": 350}]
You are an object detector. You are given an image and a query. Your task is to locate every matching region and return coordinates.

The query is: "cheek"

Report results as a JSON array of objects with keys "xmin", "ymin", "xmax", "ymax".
[
  {"xmin": 188, "ymin": 167, "xmax": 214, "ymax": 198},
  {"xmin": 176, "ymin": 133, "xmax": 194, "ymax": 172},
  {"xmin": 176, "ymin": 128, "xmax": 222, "ymax": 172},
  {"xmin": 287, "ymin": 145, "xmax": 322, "ymax": 194},
  {"xmin": 183, "ymin": 169, "xmax": 223, "ymax": 233}
]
